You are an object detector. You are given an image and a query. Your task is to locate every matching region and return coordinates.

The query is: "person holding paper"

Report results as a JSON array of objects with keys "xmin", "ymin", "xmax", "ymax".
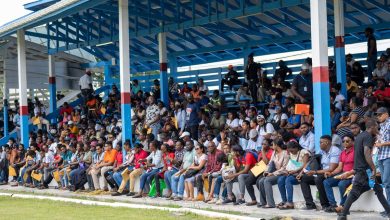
[
  {"xmin": 244, "ymin": 139, "xmax": 274, "ymax": 206},
  {"xmin": 277, "ymin": 141, "xmax": 310, "ymax": 210},
  {"xmin": 323, "ymin": 134, "xmax": 355, "ymax": 212}
]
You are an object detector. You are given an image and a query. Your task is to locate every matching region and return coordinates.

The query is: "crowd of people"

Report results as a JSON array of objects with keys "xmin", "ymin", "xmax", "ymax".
[{"xmin": 0, "ymin": 27, "xmax": 389, "ymax": 220}]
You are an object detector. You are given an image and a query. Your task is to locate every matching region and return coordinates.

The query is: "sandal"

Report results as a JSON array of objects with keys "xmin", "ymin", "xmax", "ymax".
[
  {"xmin": 276, "ymin": 202, "xmax": 285, "ymax": 208},
  {"xmin": 262, "ymin": 205, "xmax": 275, "ymax": 208}
]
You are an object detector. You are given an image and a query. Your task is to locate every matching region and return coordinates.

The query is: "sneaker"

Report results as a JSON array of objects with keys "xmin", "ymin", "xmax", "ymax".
[
  {"xmin": 222, "ymin": 198, "xmax": 234, "ymax": 204},
  {"xmin": 234, "ymin": 199, "xmax": 245, "ymax": 205},
  {"xmin": 126, "ymin": 192, "xmax": 136, "ymax": 197},
  {"xmin": 216, "ymin": 199, "xmax": 223, "ymax": 205},
  {"xmin": 208, "ymin": 198, "xmax": 218, "ymax": 204}
]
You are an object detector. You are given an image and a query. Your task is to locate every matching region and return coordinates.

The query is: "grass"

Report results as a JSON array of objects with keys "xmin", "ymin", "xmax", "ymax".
[
  {"xmin": 0, "ymin": 189, "xmax": 182, "ymax": 208},
  {"xmin": 0, "ymin": 196, "xmax": 223, "ymax": 220}
]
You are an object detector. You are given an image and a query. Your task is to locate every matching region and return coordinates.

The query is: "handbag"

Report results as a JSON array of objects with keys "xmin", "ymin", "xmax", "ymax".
[
  {"xmin": 183, "ymin": 169, "xmax": 199, "ymax": 179},
  {"xmin": 286, "ymin": 150, "xmax": 303, "ymax": 171},
  {"xmin": 306, "ymin": 154, "xmax": 322, "ymax": 171}
]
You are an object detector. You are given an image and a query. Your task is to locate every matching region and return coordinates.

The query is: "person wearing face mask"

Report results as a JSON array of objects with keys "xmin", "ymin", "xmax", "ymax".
[{"xmin": 170, "ymin": 140, "xmax": 195, "ymax": 201}]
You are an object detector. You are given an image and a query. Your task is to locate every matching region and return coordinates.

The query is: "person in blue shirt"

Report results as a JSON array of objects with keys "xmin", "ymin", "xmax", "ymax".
[{"xmin": 185, "ymin": 95, "xmax": 200, "ymax": 140}]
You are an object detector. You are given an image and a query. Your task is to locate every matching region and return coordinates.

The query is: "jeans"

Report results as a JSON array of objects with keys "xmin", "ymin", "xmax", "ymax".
[
  {"xmin": 278, "ymin": 175, "xmax": 299, "ymax": 203},
  {"xmin": 113, "ymin": 172, "xmax": 123, "ymax": 187},
  {"xmin": 164, "ymin": 168, "xmax": 178, "ymax": 191},
  {"xmin": 171, "ymin": 172, "xmax": 185, "ymax": 197},
  {"xmin": 378, "ymin": 158, "xmax": 390, "ymax": 205},
  {"xmin": 69, "ymin": 169, "xmax": 78, "ymax": 186},
  {"xmin": 237, "ymin": 174, "xmax": 250, "ymax": 197},
  {"xmin": 139, "ymin": 168, "xmax": 160, "ymax": 192},
  {"xmin": 257, "ymin": 175, "xmax": 279, "ymax": 207},
  {"xmin": 214, "ymin": 175, "xmax": 227, "ymax": 199},
  {"xmin": 323, "ymin": 177, "xmax": 352, "ymax": 206},
  {"xmin": 341, "ymin": 170, "xmax": 390, "ymax": 216}
]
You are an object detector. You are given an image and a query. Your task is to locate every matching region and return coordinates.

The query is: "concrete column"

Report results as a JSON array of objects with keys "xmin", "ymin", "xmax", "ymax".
[
  {"xmin": 310, "ymin": 0, "xmax": 331, "ymax": 152},
  {"xmin": 17, "ymin": 29, "xmax": 29, "ymax": 148},
  {"xmin": 48, "ymin": 55, "xmax": 57, "ymax": 124},
  {"xmin": 334, "ymin": 0, "xmax": 347, "ymax": 98},
  {"xmin": 3, "ymin": 63, "xmax": 8, "ymax": 137},
  {"xmin": 119, "ymin": 0, "xmax": 132, "ymax": 147},
  {"xmin": 158, "ymin": 31, "xmax": 169, "ymax": 106}
]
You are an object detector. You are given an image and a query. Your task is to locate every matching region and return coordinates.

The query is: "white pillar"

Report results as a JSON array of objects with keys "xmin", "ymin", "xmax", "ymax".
[
  {"xmin": 119, "ymin": 0, "xmax": 132, "ymax": 147},
  {"xmin": 334, "ymin": 0, "xmax": 347, "ymax": 97},
  {"xmin": 3, "ymin": 61, "xmax": 8, "ymax": 137},
  {"xmin": 17, "ymin": 29, "xmax": 29, "ymax": 148},
  {"xmin": 310, "ymin": 0, "xmax": 331, "ymax": 152}
]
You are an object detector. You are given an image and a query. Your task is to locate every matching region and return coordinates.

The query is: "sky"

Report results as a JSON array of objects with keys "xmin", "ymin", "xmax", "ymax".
[{"xmin": 0, "ymin": 0, "xmax": 31, "ymax": 27}]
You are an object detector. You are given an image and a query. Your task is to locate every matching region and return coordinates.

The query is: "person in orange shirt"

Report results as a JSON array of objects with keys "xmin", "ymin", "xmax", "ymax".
[
  {"xmin": 91, "ymin": 141, "xmax": 117, "ymax": 191},
  {"xmin": 191, "ymin": 84, "xmax": 201, "ymax": 101}
]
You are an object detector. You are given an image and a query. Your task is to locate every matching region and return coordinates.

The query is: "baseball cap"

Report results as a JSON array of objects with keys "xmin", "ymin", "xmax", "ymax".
[
  {"xmin": 257, "ymin": 115, "xmax": 265, "ymax": 120},
  {"xmin": 179, "ymin": 131, "xmax": 190, "ymax": 139},
  {"xmin": 249, "ymin": 129, "xmax": 258, "ymax": 139},
  {"xmin": 376, "ymin": 107, "xmax": 388, "ymax": 115}
]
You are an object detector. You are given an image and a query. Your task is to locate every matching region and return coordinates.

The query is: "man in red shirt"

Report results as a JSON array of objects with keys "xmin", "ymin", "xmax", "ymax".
[
  {"xmin": 323, "ymin": 134, "xmax": 355, "ymax": 212},
  {"xmin": 198, "ymin": 141, "xmax": 223, "ymax": 202},
  {"xmin": 112, "ymin": 143, "xmax": 148, "ymax": 196},
  {"xmin": 374, "ymin": 79, "xmax": 390, "ymax": 103},
  {"xmin": 59, "ymin": 102, "xmax": 73, "ymax": 116},
  {"xmin": 223, "ymin": 145, "xmax": 258, "ymax": 205}
]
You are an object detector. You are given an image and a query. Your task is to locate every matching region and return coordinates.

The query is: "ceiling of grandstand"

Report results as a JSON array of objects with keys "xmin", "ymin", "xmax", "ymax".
[{"xmin": 1, "ymin": 0, "xmax": 390, "ymax": 72}]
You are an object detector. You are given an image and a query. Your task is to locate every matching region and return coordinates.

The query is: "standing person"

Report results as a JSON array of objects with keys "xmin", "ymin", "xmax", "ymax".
[
  {"xmin": 245, "ymin": 53, "xmax": 261, "ymax": 104},
  {"xmin": 375, "ymin": 107, "xmax": 390, "ymax": 205},
  {"xmin": 338, "ymin": 120, "xmax": 390, "ymax": 220},
  {"xmin": 185, "ymin": 95, "xmax": 200, "ymax": 140},
  {"xmin": 145, "ymin": 96, "xmax": 160, "ymax": 139},
  {"xmin": 79, "ymin": 70, "xmax": 93, "ymax": 101},
  {"xmin": 365, "ymin": 27, "xmax": 377, "ymax": 81},
  {"xmin": 291, "ymin": 63, "xmax": 313, "ymax": 106}
]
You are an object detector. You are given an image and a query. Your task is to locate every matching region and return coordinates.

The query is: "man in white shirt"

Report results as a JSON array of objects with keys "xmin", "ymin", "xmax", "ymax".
[
  {"xmin": 246, "ymin": 129, "xmax": 263, "ymax": 151},
  {"xmin": 299, "ymin": 122, "xmax": 315, "ymax": 154},
  {"xmin": 79, "ymin": 70, "xmax": 93, "ymax": 99}
]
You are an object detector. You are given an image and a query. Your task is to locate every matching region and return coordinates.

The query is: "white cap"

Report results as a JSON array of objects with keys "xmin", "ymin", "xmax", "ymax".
[
  {"xmin": 256, "ymin": 115, "xmax": 265, "ymax": 120},
  {"xmin": 179, "ymin": 131, "xmax": 191, "ymax": 139},
  {"xmin": 68, "ymin": 121, "xmax": 73, "ymax": 125}
]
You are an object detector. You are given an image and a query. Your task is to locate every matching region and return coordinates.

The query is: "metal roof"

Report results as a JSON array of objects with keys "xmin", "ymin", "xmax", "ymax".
[{"xmin": 1, "ymin": 0, "xmax": 390, "ymax": 73}]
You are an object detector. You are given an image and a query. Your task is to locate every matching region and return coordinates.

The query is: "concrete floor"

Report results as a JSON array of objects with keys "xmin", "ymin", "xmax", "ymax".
[{"xmin": 0, "ymin": 185, "xmax": 386, "ymax": 220}]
